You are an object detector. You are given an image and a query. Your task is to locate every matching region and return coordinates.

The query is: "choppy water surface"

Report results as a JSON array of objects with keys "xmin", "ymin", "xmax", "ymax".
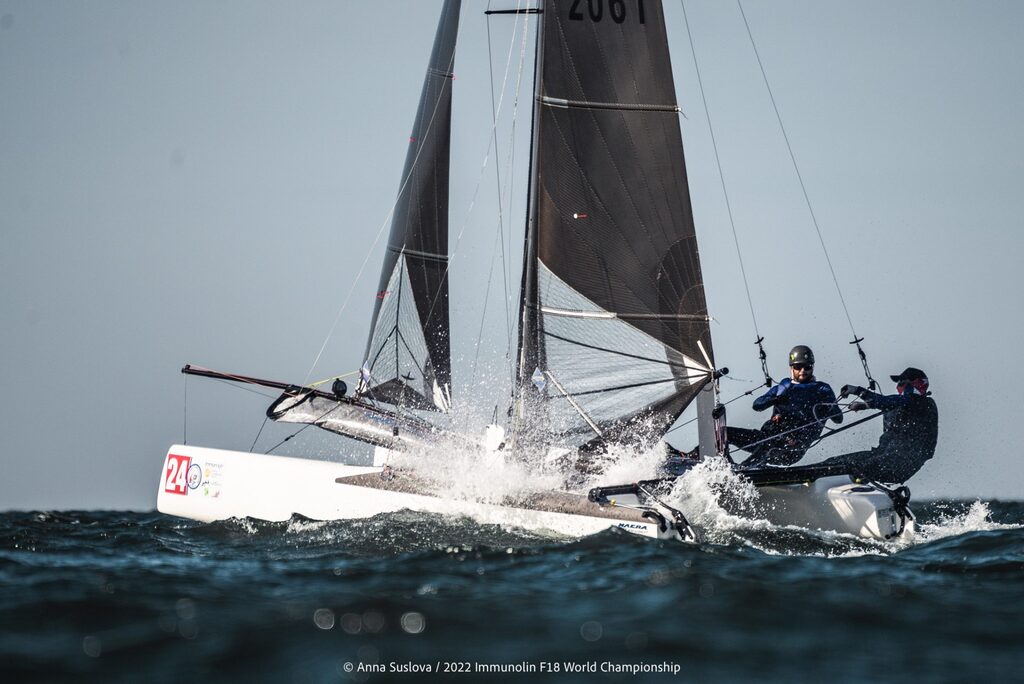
[{"xmin": 1, "ymin": 501, "xmax": 1022, "ymax": 682}]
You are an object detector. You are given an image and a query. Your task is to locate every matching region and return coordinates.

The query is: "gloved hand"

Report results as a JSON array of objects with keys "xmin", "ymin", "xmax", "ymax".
[
  {"xmin": 849, "ymin": 401, "xmax": 869, "ymax": 412},
  {"xmin": 840, "ymin": 385, "xmax": 865, "ymax": 399}
]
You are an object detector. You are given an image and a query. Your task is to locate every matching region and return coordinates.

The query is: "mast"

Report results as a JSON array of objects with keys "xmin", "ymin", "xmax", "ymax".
[{"xmin": 511, "ymin": 1, "xmax": 547, "ymax": 440}]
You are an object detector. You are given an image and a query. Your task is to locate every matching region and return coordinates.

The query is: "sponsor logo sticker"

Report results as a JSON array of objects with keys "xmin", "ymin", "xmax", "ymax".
[
  {"xmin": 186, "ymin": 463, "xmax": 203, "ymax": 490},
  {"xmin": 201, "ymin": 462, "xmax": 224, "ymax": 498}
]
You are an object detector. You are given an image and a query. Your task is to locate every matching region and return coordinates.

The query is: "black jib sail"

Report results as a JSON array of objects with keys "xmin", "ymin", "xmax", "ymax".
[
  {"xmin": 361, "ymin": 0, "xmax": 461, "ymax": 413},
  {"xmin": 516, "ymin": 0, "xmax": 714, "ymax": 450}
]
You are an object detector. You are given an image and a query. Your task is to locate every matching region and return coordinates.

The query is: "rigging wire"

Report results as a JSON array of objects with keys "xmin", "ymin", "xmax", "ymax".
[
  {"xmin": 209, "ymin": 377, "xmax": 278, "ymax": 400},
  {"xmin": 671, "ymin": 394, "xmax": 860, "ymax": 445},
  {"xmin": 501, "ymin": 14, "xmax": 532, "ymax": 385},
  {"xmin": 421, "ymin": 0, "xmax": 529, "ymax": 340},
  {"xmin": 471, "ymin": 225, "xmax": 507, "ymax": 385},
  {"xmin": 736, "ymin": 0, "xmax": 877, "ymax": 388},
  {"xmin": 503, "ymin": 5, "xmax": 532, "ymax": 385},
  {"xmin": 181, "ymin": 371, "xmax": 282, "ymax": 450},
  {"xmin": 468, "ymin": 1, "xmax": 533, "ymax": 387},
  {"xmin": 485, "ymin": 0, "xmax": 515, "ymax": 368},
  {"xmin": 665, "ymin": 378, "xmax": 760, "ymax": 435},
  {"xmin": 303, "ymin": 9, "xmax": 461, "ymax": 388},
  {"xmin": 483, "ymin": 1, "xmax": 511, "ymax": 379},
  {"xmin": 680, "ymin": 0, "xmax": 770, "ymax": 385},
  {"xmin": 263, "ymin": 395, "xmax": 346, "ymax": 455},
  {"xmin": 249, "ymin": 416, "xmax": 269, "ymax": 453},
  {"xmin": 326, "ymin": 0, "xmax": 527, "ymax": 400},
  {"xmin": 393, "ymin": 251, "xmax": 406, "ymax": 382},
  {"xmin": 263, "ymin": 423, "xmax": 311, "ymax": 455},
  {"xmin": 726, "ymin": 403, "xmax": 856, "ymax": 453},
  {"xmin": 307, "ymin": 369, "xmax": 359, "ymax": 388}
]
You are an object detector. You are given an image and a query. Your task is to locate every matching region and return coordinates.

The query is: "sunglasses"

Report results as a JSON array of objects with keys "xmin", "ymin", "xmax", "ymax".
[{"xmin": 791, "ymin": 364, "xmax": 813, "ymax": 371}]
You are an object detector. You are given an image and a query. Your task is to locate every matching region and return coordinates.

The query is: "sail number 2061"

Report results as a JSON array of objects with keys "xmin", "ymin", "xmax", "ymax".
[{"xmin": 569, "ymin": 0, "xmax": 645, "ymax": 24}]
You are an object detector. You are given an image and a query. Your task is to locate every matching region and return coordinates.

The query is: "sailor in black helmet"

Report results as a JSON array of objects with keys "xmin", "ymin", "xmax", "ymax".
[
  {"xmin": 729, "ymin": 345, "xmax": 843, "ymax": 468},
  {"xmin": 815, "ymin": 367, "xmax": 939, "ymax": 483}
]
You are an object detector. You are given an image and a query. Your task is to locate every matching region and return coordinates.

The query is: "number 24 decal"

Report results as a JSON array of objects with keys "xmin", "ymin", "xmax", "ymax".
[
  {"xmin": 164, "ymin": 455, "xmax": 201, "ymax": 495},
  {"xmin": 569, "ymin": 0, "xmax": 646, "ymax": 24},
  {"xmin": 165, "ymin": 454, "xmax": 190, "ymax": 495}
]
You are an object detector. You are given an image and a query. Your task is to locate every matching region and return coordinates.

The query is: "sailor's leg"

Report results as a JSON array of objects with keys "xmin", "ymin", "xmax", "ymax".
[
  {"xmin": 729, "ymin": 426, "xmax": 798, "ymax": 467},
  {"xmin": 814, "ymin": 454, "xmax": 850, "ymax": 468},
  {"xmin": 725, "ymin": 427, "xmax": 764, "ymax": 452},
  {"xmin": 855, "ymin": 448, "xmax": 916, "ymax": 484},
  {"xmin": 815, "ymin": 450, "xmax": 876, "ymax": 476},
  {"xmin": 763, "ymin": 447, "xmax": 808, "ymax": 467},
  {"xmin": 740, "ymin": 443, "xmax": 805, "ymax": 468}
]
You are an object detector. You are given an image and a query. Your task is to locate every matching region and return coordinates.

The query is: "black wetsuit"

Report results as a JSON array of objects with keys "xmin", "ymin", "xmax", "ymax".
[{"xmin": 817, "ymin": 389, "xmax": 938, "ymax": 483}]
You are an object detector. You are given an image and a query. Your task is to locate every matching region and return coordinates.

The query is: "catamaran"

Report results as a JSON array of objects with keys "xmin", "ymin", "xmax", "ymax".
[{"xmin": 157, "ymin": 0, "xmax": 914, "ymax": 543}]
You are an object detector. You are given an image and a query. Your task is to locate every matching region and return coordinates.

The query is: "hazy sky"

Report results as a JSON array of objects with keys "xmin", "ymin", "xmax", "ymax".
[{"xmin": 2, "ymin": 0, "xmax": 1022, "ymax": 510}]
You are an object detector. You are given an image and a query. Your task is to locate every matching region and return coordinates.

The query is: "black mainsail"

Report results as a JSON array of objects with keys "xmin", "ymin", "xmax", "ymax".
[
  {"xmin": 515, "ymin": 0, "xmax": 714, "ymax": 451},
  {"xmin": 361, "ymin": 0, "xmax": 461, "ymax": 413}
]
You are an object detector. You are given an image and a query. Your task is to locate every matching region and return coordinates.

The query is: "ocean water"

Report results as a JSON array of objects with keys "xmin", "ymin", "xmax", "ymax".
[{"xmin": 1, "ymin": 501, "xmax": 1022, "ymax": 683}]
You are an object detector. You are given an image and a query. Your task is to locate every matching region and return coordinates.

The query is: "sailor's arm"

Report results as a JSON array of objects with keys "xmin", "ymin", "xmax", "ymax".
[
  {"xmin": 752, "ymin": 380, "xmax": 788, "ymax": 411},
  {"xmin": 862, "ymin": 392, "xmax": 910, "ymax": 411}
]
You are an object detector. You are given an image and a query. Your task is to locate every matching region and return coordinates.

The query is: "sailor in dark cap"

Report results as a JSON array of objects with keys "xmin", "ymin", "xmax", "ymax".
[{"xmin": 817, "ymin": 367, "xmax": 939, "ymax": 483}]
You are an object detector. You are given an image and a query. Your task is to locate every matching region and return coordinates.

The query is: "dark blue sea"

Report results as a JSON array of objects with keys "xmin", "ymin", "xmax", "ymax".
[{"xmin": 2, "ymin": 501, "xmax": 1022, "ymax": 683}]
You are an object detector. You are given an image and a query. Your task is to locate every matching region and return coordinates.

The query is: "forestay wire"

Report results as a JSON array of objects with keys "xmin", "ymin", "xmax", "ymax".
[
  {"xmin": 471, "ymin": 0, "xmax": 533, "ymax": 388},
  {"xmin": 302, "ymin": 7, "xmax": 460, "ymax": 387},
  {"xmin": 301, "ymin": 2, "xmax": 532, "ymax": 413},
  {"xmin": 419, "ymin": 0, "xmax": 532, "ymax": 393},
  {"xmin": 735, "ymin": 0, "xmax": 877, "ymax": 389}
]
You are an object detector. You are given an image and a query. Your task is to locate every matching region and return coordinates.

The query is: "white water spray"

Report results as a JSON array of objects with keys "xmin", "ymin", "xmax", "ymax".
[
  {"xmin": 387, "ymin": 428, "xmax": 565, "ymax": 505},
  {"xmin": 915, "ymin": 500, "xmax": 1022, "ymax": 543}
]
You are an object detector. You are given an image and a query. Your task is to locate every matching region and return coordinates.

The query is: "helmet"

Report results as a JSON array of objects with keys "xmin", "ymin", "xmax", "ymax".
[
  {"xmin": 891, "ymin": 367, "xmax": 928, "ymax": 396},
  {"xmin": 788, "ymin": 345, "xmax": 815, "ymax": 367}
]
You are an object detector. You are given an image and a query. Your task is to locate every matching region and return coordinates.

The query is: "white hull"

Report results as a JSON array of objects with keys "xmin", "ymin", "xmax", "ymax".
[
  {"xmin": 754, "ymin": 476, "xmax": 914, "ymax": 541},
  {"xmin": 157, "ymin": 445, "xmax": 912, "ymax": 542},
  {"xmin": 156, "ymin": 445, "xmax": 676, "ymax": 540}
]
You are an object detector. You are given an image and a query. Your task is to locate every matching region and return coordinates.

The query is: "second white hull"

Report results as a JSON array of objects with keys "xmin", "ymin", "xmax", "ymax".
[{"xmin": 754, "ymin": 476, "xmax": 913, "ymax": 541}]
